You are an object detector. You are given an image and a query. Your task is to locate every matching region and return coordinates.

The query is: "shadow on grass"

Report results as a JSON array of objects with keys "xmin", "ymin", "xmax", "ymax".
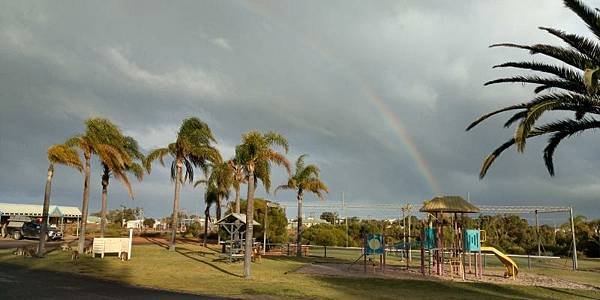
[
  {"xmin": 312, "ymin": 276, "xmax": 597, "ymax": 300},
  {"xmin": 175, "ymin": 248, "xmax": 242, "ymax": 278},
  {"xmin": 0, "ymin": 262, "xmax": 211, "ymax": 299}
]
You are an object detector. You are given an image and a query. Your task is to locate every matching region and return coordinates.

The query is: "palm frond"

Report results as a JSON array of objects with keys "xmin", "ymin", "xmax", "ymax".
[
  {"xmin": 542, "ymin": 117, "xmax": 600, "ymax": 175},
  {"xmin": 47, "ymin": 144, "xmax": 83, "ymax": 172},
  {"xmin": 504, "ymin": 111, "xmax": 528, "ymax": 128},
  {"xmin": 539, "ymin": 27, "xmax": 600, "ymax": 63},
  {"xmin": 493, "ymin": 61, "xmax": 583, "ymax": 83},
  {"xmin": 514, "ymin": 100, "xmax": 561, "ymax": 152},
  {"xmin": 563, "ymin": 0, "xmax": 600, "ymax": 41},
  {"xmin": 145, "ymin": 147, "xmax": 171, "ymax": 173},
  {"xmin": 490, "ymin": 43, "xmax": 594, "ymax": 70},
  {"xmin": 485, "ymin": 76, "xmax": 582, "ymax": 93}
]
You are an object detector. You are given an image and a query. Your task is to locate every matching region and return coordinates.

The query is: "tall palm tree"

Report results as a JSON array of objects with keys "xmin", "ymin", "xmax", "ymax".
[
  {"xmin": 235, "ymin": 131, "xmax": 291, "ymax": 279},
  {"xmin": 275, "ymin": 155, "xmax": 328, "ymax": 257},
  {"xmin": 145, "ymin": 118, "xmax": 221, "ymax": 251},
  {"xmin": 37, "ymin": 144, "xmax": 83, "ymax": 257},
  {"xmin": 66, "ymin": 118, "xmax": 132, "ymax": 253},
  {"xmin": 467, "ymin": 0, "xmax": 600, "ymax": 178},
  {"xmin": 99, "ymin": 133, "xmax": 145, "ymax": 237},
  {"xmin": 229, "ymin": 160, "xmax": 246, "ymax": 214}
]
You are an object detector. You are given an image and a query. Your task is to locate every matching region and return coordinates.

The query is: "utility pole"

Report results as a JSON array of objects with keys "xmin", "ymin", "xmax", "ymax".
[
  {"xmin": 535, "ymin": 210, "xmax": 541, "ymax": 257},
  {"xmin": 343, "ymin": 192, "xmax": 348, "ymax": 248},
  {"xmin": 569, "ymin": 206, "xmax": 578, "ymax": 270}
]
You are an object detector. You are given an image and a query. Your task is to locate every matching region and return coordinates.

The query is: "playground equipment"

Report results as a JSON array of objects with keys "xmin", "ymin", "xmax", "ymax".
[
  {"xmin": 349, "ymin": 233, "xmax": 387, "ymax": 273},
  {"xmin": 419, "ymin": 196, "xmax": 518, "ymax": 280}
]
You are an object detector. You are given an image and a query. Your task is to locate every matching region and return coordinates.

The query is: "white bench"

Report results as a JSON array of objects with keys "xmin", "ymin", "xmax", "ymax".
[{"xmin": 92, "ymin": 229, "xmax": 133, "ymax": 259}]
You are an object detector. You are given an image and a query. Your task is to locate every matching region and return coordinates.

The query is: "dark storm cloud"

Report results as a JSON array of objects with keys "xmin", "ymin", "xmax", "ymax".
[{"xmin": 1, "ymin": 0, "xmax": 599, "ymax": 219}]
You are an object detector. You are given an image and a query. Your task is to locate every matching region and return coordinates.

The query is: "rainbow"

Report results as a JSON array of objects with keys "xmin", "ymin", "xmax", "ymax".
[{"xmin": 241, "ymin": 2, "xmax": 442, "ymax": 196}]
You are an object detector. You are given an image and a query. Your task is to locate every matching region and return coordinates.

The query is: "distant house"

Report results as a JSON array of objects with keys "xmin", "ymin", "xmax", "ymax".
[
  {"xmin": 126, "ymin": 219, "xmax": 143, "ymax": 229},
  {"xmin": 287, "ymin": 217, "xmax": 328, "ymax": 229},
  {"xmin": 87, "ymin": 216, "xmax": 101, "ymax": 224}
]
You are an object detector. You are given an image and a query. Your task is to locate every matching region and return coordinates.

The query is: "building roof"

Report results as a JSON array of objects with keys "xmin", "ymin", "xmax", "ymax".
[
  {"xmin": 419, "ymin": 196, "xmax": 480, "ymax": 213},
  {"xmin": 0, "ymin": 202, "xmax": 82, "ymax": 218},
  {"xmin": 215, "ymin": 213, "xmax": 260, "ymax": 226}
]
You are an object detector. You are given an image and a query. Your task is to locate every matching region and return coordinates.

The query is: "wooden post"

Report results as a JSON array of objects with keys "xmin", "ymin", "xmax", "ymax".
[
  {"xmin": 128, "ymin": 228, "xmax": 133, "ymax": 260},
  {"xmin": 324, "ymin": 245, "xmax": 327, "ymax": 258},
  {"xmin": 363, "ymin": 236, "xmax": 367, "ymax": 274}
]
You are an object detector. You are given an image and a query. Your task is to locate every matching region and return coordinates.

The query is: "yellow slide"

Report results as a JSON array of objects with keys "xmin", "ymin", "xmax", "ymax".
[{"xmin": 480, "ymin": 246, "xmax": 519, "ymax": 278}]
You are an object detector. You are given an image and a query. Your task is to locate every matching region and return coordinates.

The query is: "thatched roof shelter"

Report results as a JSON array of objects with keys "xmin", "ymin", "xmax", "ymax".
[{"xmin": 419, "ymin": 196, "xmax": 480, "ymax": 214}]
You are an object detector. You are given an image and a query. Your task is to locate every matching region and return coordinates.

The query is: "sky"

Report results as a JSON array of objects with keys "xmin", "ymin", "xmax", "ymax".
[{"xmin": 1, "ymin": 0, "xmax": 599, "ymax": 223}]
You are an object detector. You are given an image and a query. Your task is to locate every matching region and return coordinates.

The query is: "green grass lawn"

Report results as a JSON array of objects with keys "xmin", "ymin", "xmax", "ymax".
[{"xmin": 1, "ymin": 242, "xmax": 599, "ymax": 299}]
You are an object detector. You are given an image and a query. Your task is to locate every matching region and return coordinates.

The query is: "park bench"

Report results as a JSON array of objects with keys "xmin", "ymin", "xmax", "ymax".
[{"xmin": 92, "ymin": 230, "xmax": 133, "ymax": 259}]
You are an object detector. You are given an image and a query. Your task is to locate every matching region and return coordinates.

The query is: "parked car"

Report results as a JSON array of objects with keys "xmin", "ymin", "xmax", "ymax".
[{"xmin": 6, "ymin": 218, "xmax": 63, "ymax": 241}]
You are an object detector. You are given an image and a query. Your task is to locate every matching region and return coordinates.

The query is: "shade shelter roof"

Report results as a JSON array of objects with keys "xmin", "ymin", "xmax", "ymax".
[
  {"xmin": 215, "ymin": 213, "xmax": 260, "ymax": 226},
  {"xmin": 419, "ymin": 196, "xmax": 480, "ymax": 214},
  {"xmin": 0, "ymin": 203, "xmax": 81, "ymax": 218}
]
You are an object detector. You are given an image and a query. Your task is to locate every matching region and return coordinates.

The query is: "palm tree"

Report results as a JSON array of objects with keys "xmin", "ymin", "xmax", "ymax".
[
  {"xmin": 37, "ymin": 144, "xmax": 83, "ymax": 257},
  {"xmin": 194, "ymin": 161, "xmax": 231, "ymax": 246},
  {"xmin": 195, "ymin": 182, "xmax": 218, "ymax": 246},
  {"xmin": 467, "ymin": 0, "xmax": 600, "ymax": 178},
  {"xmin": 145, "ymin": 118, "xmax": 221, "ymax": 251},
  {"xmin": 235, "ymin": 131, "xmax": 291, "ymax": 279},
  {"xmin": 275, "ymin": 155, "xmax": 328, "ymax": 257},
  {"xmin": 229, "ymin": 160, "xmax": 246, "ymax": 213},
  {"xmin": 99, "ymin": 133, "xmax": 145, "ymax": 237},
  {"xmin": 66, "ymin": 118, "xmax": 132, "ymax": 253}
]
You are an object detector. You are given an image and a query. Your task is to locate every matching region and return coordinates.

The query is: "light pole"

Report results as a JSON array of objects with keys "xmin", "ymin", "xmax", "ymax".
[{"xmin": 263, "ymin": 201, "xmax": 280, "ymax": 255}]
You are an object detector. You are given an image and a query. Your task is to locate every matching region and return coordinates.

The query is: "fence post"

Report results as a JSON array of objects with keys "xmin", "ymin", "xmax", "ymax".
[
  {"xmin": 527, "ymin": 254, "xmax": 531, "ymax": 270},
  {"xmin": 324, "ymin": 245, "xmax": 327, "ymax": 258},
  {"xmin": 287, "ymin": 243, "xmax": 290, "ymax": 256}
]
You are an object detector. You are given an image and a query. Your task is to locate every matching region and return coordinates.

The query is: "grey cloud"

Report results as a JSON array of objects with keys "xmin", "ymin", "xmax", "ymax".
[{"xmin": 1, "ymin": 0, "xmax": 599, "ymax": 219}]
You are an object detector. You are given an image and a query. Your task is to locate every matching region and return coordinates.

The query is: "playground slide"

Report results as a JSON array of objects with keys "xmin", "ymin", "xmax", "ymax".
[{"xmin": 480, "ymin": 246, "xmax": 518, "ymax": 278}]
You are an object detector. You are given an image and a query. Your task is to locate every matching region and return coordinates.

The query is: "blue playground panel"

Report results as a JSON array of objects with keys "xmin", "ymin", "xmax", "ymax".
[
  {"xmin": 463, "ymin": 229, "xmax": 480, "ymax": 252},
  {"xmin": 423, "ymin": 228, "xmax": 436, "ymax": 250}
]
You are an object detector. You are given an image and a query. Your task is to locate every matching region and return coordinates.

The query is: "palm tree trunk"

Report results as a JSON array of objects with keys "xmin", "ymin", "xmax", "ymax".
[
  {"xmin": 169, "ymin": 159, "xmax": 183, "ymax": 252},
  {"xmin": 100, "ymin": 164, "xmax": 109, "ymax": 238},
  {"xmin": 243, "ymin": 164, "xmax": 255, "ymax": 279},
  {"xmin": 235, "ymin": 185, "xmax": 241, "ymax": 214},
  {"xmin": 37, "ymin": 164, "xmax": 54, "ymax": 257},
  {"xmin": 78, "ymin": 154, "xmax": 91, "ymax": 253},
  {"xmin": 296, "ymin": 190, "xmax": 304, "ymax": 257},
  {"xmin": 203, "ymin": 206, "xmax": 209, "ymax": 247},
  {"xmin": 216, "ymin": 195, "xmax": 221, "ymax": 245}
]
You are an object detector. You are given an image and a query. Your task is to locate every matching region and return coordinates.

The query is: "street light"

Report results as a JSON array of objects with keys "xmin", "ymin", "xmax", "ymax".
[{"xmin": 263, "ymin": 201, "xmax": 280, "ymax": 255}]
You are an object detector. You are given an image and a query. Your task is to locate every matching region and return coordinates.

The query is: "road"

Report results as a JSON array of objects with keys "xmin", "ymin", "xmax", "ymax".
[{"xmin": 0, "ymin": 236, "xmax": 76, "ymax": 249}]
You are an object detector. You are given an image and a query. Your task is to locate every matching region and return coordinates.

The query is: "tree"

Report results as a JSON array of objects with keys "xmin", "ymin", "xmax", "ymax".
[
  {"xmin": 199, "ymin": 184, "xmax": 218, "ymax": 246},
  {"xmin": 235, "ymin": 198, "xmax": 289, "ymax": 244},
  {"xmin": 229, "ymin": 160, "xmax": 246, "ymax": 213},
  {"xmin": 320, "ymin": 212, "xmax": 338, "ymax": 225},
  {"xmin": 195, "ymin": 162, "xmax": 232, "ymax": 246},
  {"xmin": 37, "ymin": 144, "xmax": 83, "ymax": 257},
  {"xmin": 467, "ymin": 0, "xmax": 600, "ymax": 178},
  {"xmin": 276, "ymin": 154, "xmax": 328, "ymax": 257},
  {"xmin": 143, "ymin": 218, "xmax": 156, "ymax": 228},
  {"xmin": 235, "ymin": 131, "xmax": 291, "ymax": 279},
  {"xmin": 97, "ymin": 125, "xmax": 145, "ymax": 237},
  {"xmin": 66, "ymin": 118, "xmax": 133, "ymax": 253},
  {"xmin": 145, "ymin": 118, "xmax": 221, "ymax": 251}
]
